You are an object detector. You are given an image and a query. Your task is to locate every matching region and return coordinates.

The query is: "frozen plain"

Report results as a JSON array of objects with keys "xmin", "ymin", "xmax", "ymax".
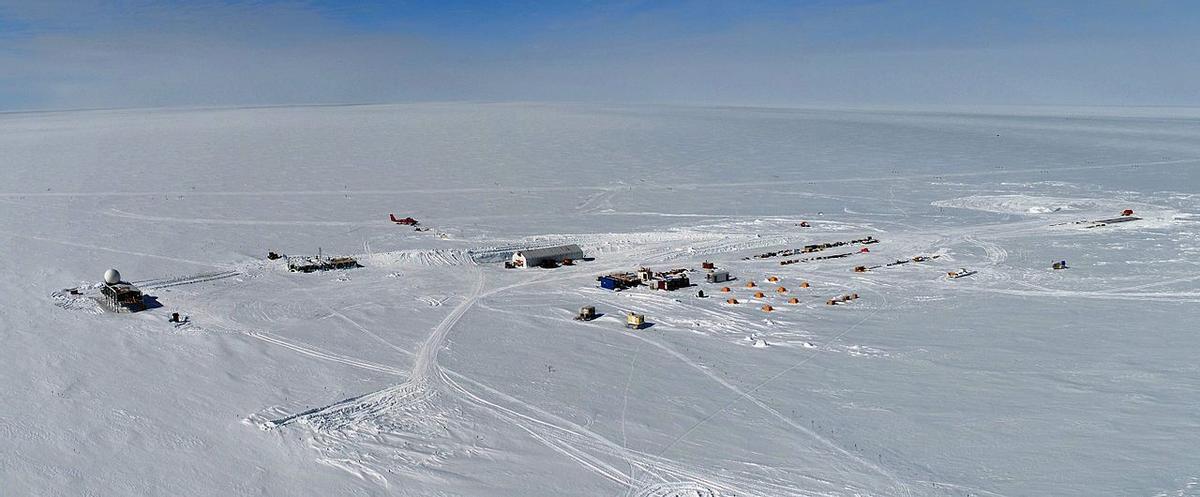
[{"xmin": 1, "ymin": 103, "xmax": 1198, "ymax": 496}]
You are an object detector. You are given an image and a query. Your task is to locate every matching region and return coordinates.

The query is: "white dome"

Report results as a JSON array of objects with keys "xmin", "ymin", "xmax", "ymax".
[{"xmin": 104, "ymin": 269, "xmax": 121, "ymax": 285}]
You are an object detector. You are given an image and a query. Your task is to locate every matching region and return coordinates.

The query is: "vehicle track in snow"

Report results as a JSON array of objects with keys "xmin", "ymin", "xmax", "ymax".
[
  {"xmin": 263, "ymin": 268, "xmax": 482, "ymax": 429},
  {"xmin": 643, "ymin": 285, "xmax": 919, "ymax": 497},
  {"xmin": 245, "ymin": 330, "xmax": 407, "ymax": 378},
  {"xmin": 412, "ymin": 266, "xmax": 484, "ymax": 383},
  {"xmin": 0, "ymin": 229, "xmax": 223, "ymax": 268},
  {"xmin": 961, "ymin": 235, "xmax": 1011, "ymax": 284},
  {"xmin": 631, "ymin": 481, "xmax": 722, "ymax": 497},
  {"xmin": 442, "ymin": 370, "xmax": 824, "ymax": 496},
  {"xmin": 498, "ymin": 287, "xmax": 920, "ymax": 496},
  {"xmin": 465, "ymin": 280, "xmax": 927, "ymax": 496},
  {"xmin": 134, "ymin": 270, "xmax": 242, "ymax": 290}
]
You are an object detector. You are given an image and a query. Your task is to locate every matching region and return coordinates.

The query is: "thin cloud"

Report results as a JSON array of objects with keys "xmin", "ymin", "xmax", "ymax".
[{"xmin": 1, "ymin": 0, "xmax": 1198, "ymax": 110}]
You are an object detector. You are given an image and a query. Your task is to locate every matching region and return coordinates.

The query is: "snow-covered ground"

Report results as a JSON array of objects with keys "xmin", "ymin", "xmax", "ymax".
[{"xmin": 2, "ymin": 103, "xmax": 1198, "ymax": 496}]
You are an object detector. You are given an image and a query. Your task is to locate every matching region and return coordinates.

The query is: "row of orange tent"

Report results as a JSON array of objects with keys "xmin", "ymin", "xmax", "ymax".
[
  {"xmin": 721, "ymin": 283, "xmax": 808, "ymax": 293},
  {"xmin": 725, "ymin": 297, "xmax": 803, "ymax": 309},
  {"xmin": 742, "ymin": 279, "xmax": 810, "ymax": 289}
]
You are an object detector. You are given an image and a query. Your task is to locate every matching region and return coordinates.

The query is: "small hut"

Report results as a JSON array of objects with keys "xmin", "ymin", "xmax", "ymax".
[{"xmin": 705, "ymin": 270, "xmax": 730, "ymax": 283}]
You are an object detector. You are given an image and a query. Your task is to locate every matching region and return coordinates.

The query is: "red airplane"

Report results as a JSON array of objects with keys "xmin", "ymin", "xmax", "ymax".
[{"xmin": 390, "ymin": 214, "xmax": 419, "ymax": 225}]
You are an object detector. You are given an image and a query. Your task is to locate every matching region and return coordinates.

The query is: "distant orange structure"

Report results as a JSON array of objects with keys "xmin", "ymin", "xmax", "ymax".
[
  {"xmin": 775, "ymin": 286, "xmax": 787, "ymax": 293},
  {"xmin": 800, "ymin": 281, "xmax": 810, "ymax": 288},
  {"xmin": 746, "ymin": 281, "xmax": 757, "ymax": 288},
  {"xmin": 754, "ymin": 291, "xmax": 765, "ymax": 298},
  {"xmin": 767, "ymin": 276, "xmax": 779, "ymax": 283},
  {"xmin": 761, "ymin": 304, "xmax": 774, "ymax": 312},
  {"xmin": 788, "ymin": 297, "xmax": 800, "ymax": 304},
  {"xmin": 720, "ymin": 286, "xmax": 731, "ymax": 293},
  {"xmin": 726, "ymin": 298, "xmax": 739, "ymax": 304}
]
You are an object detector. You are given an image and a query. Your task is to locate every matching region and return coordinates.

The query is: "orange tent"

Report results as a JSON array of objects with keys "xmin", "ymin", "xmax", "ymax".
[
  {"xmin": 761, "ymin": 304, "xmax": 774, "ymax": 312},
  {"xmin": 776, "ymin": 286, "xmax": 787, "ymax": 293},
  {"xmin": 767, "ymin": 276, "xmax": 779, "ymax": 282},
  {"xmin": 720, "ymin": 287, "xmax": 731, "ymax": 293},
  {"xmin": 726, "ymin": 298, "xmax": 739, "ymax": 304},
  {"xmin": 753, "ymin": 291, "xmax": 765, "ymax": 298},
  {"xmin": 745, "ymin": 281, "xmax": 757, "ymax": 288},
  {"xmin": 788, "ymin": 297, "xmax": 800, "ymax": 304},
  {"xmin": 800, "ymin": 281, "xmax": 810, "ymax": 288}
]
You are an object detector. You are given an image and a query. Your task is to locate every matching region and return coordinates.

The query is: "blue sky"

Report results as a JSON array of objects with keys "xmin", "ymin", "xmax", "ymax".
[{"xmin": 1, "ymin": 1, "xmax": 1198, "ymax": 110}]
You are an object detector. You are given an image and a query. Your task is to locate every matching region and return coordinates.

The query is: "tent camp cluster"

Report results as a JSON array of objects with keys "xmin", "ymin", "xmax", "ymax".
[{"xmin": 714, "ymin": 276, "xmax": 824, "ymax": 312}]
